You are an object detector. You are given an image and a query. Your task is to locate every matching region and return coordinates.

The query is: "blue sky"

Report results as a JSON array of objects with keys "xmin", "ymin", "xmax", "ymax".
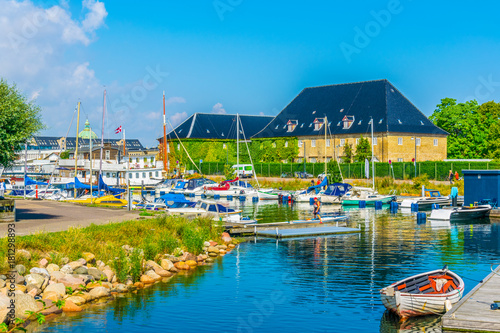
[{"xmin": 2, "ymin": 0, "xmax": 500, "ymax": 147}]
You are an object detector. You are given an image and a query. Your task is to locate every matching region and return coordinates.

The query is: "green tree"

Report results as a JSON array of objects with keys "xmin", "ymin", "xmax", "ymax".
[
  {"xmin": 354, "ymin": 136, "xmax": 371, "ymax": 162},
  {"xmin": 0, "ymin": 79, "xmax": 44, "ymax": 166},
  {"xmin": 60, "ymin": 150, "xmax": 70, "ymax": 159},
  {"xmin": 342, "ymin": 143, "xmax": 353, "ymax": 163},
  {"xmin": 326, "ymin": 160, "xmax": 342, "ymax": 183},
  {"xmin": 223, "ymin": 164, "xmax": 236, "ymax": 180}
]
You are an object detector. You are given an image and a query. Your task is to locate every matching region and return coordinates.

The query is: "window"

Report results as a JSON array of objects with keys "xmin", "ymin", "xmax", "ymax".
[
  {"xmin": 135, "ymin": 173, "xmax": 139, "ymax": 178},
  {"xmin": 105, "ymin": 150, "xmax": 110, "ymax": 160},
  {"xmin": 373, "ymin": 137, "xmax": 378, "ymax": 145},
  {"xmin": 149, "ymin": 172, "xmax": 152, "ymax": 177},
  {"xmin": 340, "ymin": 139, "xmax": 345, "ymax": 146},
  {"xmin": 112, "ymin": 173, "xmax": 116, "ymax": 177},
  {"xmin": 416, "ymin": 138, "xmax": 421, "ymax": 146},
  {"xmin": 434, "ymin": 139, "xmax": 438, "ymax": 146},
  {"xmin": 313, "ymin": 118, "xmax": 324, "ymax": 131},
  {"xmin": 297, "ymin": 158, "xmax": 303, "ymax": 163},
  {"xmin": 155, "ymin": 171, "xmax": 159, "ymax": 177},
  {"xmin": 142, "ymin": 172, "xmax": 146, "ymax": 178},
  {"xmin": 310, "ymin": 158, "xmax": 317, "ymax": 163},
  {"xmin": 298, "ymin": 140, "xmax": 303, "ymax": 147},
  {"xmin": 285, "ymin": 141, "xmax": 288, "ymax": 148},
  {"xmin": 150, "ymin": 157, "xmax": 154, "ymax": 163},
  {"xmin": 398, "ymin": 138, "xmax": 403, "ymax": 145},
  {"xmin": 128, "ymin": 173, "xmax": 132, "ymax": 179},
  {"xmin": 397, "ymin": 158, "xmax": 403, "ymax": 162},
  {"xmin": 311, "ymin": 140, "xmax": 316, "ymax": 147},
  {"xmin": 342, "ymin": 115, "xmax": 355, "ymax": 129},
  {"xmin": 326, "ymin": 139, "xmax": 330, "ymax": 147}
]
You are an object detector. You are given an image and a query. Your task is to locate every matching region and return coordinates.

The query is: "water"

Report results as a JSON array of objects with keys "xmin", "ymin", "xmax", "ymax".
[{"xmin": 37, "ymin": 202, "xmax": 500, "ymax": 332}]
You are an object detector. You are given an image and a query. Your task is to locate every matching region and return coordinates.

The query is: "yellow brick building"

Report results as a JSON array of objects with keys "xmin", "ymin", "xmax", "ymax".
[{"xmin": 252, "ymin": 80, "xmax": 448, "ymax": 163}]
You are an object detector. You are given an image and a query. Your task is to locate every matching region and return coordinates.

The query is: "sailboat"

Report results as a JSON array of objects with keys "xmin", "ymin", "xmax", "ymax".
[{"xmin": 341, "ymin": 117, "xmax": 395, "ymax": 206}]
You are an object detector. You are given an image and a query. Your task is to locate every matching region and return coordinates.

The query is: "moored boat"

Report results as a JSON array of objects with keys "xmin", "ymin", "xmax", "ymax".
[
  {"xmin": 429, "ymin": 204, "xmax": 491, "ymax": 221},
  {"xmin": 400, "ymin": 189, "xmax": 451, "ymax": 209},
  {"xmin": 380, "ymin": 268, "xmax": 464, "ymax": 318}
]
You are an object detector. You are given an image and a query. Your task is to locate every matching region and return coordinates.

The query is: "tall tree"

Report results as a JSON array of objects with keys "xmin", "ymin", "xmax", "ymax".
[
  {"xmin": 0, "ymin": 79, "xmax": 44, "ymax": 167},
  {"xmin": 326, "ymin": 159, "xmax": 342, "ymax": 183},
  {"xmin": 342, "ymin": 143, "xmax": 353, "ymax": 163},
  {"xmin": 354, "ymin": 136, "xmax": 371, "ymax": 162}
]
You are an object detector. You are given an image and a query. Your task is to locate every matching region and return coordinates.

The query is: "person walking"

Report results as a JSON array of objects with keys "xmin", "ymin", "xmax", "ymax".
[
  {"xmin": 313, "ymin": 197, "xmax": 322, "ymax": 223},
  {"xmin": 448, "ymin": 170, "xmax": 453, "ymax": 184}
]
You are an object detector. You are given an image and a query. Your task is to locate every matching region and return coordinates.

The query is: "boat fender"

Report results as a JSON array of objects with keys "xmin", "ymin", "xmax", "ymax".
[{"xmin": 445, "ymin": 300, "xmax": 453, "ymax": 312}]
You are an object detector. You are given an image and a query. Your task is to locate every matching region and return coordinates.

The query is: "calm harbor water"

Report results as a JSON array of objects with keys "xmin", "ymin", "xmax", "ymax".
[{"xmin": 37, "ymin": 202, "xmax": 499, "ymax": 332}]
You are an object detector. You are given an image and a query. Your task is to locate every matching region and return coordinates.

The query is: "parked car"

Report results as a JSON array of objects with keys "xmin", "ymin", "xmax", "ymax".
[
  {"xmin": 232, "ymin": 164, "xmax": 254, "ymax": 178},
  {"xmin": 294, "ymin": 171, "xmax": 313, "ymax": 179},
  {"xmin": 280, "ymin": 172, "xmax": 293, "ymax": 178}
]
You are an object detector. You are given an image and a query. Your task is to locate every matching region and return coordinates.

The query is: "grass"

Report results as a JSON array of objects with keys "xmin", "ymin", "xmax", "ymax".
[{"xmin": 0, "ymin": 215, "xmax": 224, "ymax": 274}]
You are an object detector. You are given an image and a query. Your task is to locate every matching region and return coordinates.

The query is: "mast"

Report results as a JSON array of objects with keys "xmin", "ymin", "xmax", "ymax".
[
  {"xmin": 370, "ymin": 116, "xmax": 375, "ymax": 190},
  {"xmin": 236, "ymin": 114, "xmax": 239, "ymax": 168},
  {"xmin": 23, "ymin": 142, "xmax": 27, "ymax": 199},
  {"xmin": 163, "ymin": 91, "xmax": 167, "ymax": 174},
  {"xmin": 74, "ymin": 101, "xmax": 81, "ymax": 198},
  {"xmin": 99, "ymin": 89, "xmax": 106, "ymax": 179},
  {"xmin": 89, "ymin": 128, "xmax": 93, "ymax": 203},
  {"xmin": 324, "ymin": 116, "xmax": 327, "ymax": 175}
]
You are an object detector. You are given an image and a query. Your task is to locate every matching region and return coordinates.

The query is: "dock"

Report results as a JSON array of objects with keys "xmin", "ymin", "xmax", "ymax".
[
  {"xmin": 489, "ymin": 209, "xmax": 500, "ymax": 219},
  {"xmin": 442, "ymin": 265, "xmax": 500, "ymax": 332},
  {"xmin": 255, "ymin": 225, "xmax": 361, "ymax": 238}
]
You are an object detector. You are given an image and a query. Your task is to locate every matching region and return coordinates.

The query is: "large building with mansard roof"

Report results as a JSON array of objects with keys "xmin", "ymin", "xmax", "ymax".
[{"xmin": 252, "ymin": 79, "xmax": 448, "ymax": 163}]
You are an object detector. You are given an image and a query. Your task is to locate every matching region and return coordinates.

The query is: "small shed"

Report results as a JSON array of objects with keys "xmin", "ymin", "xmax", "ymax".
[{"xmin": 462, "ymin": 170, "xmax": 500, "ymax": 206}]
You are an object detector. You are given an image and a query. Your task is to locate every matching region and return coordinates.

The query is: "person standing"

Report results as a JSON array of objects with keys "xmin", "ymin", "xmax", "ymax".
[
  {"xmin": 313, "ymin": 197, "xmax": 322, "ymax": 223},
  {"xmin": 448, "ymin": 170, "xmax": 453, "ymax": 184},
  {"xmin": 455, "ymin": 171, "xmax": 459, "ymax": 181}
]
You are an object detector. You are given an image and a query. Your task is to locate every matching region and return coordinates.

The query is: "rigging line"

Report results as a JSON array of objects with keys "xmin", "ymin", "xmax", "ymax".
[
  {"xmin": 240, "ymin": 117, "xmax": 260, "ymax": 189},
  {"xmin": 326, "ymin": 123, "xmax": 344, "ymax": 182},
  {"xmin": 345, "ymin": 82, "xmax": 363, "ymax": 114},
  {"xmin": 167, "ymin": 118, "xmax": 202, "ymax": 174}
]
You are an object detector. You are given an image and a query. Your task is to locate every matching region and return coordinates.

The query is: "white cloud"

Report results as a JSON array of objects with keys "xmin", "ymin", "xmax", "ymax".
[
  {"xmin": 166, "ymin": 96, "xmax": 186, "ymax": 106},
  {"xmin": 146, "ymin": 111, "xmax": 160, "ymax": 120},
  {"xmin": 211, "ymin": 102, "xmax": 226, "ymax": 114},
  {"xmin": 82, "ymin": 0, "xmax": 108, "ymax": 32},
  {"xmin": 170, "ymin": 112, "xmax": 188, "ymax": 127}
]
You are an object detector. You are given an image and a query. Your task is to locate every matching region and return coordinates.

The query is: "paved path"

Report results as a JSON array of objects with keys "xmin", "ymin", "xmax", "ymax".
[{"xmin": 0, "ymin": 199, "xmax": 141, "ymax": 237}]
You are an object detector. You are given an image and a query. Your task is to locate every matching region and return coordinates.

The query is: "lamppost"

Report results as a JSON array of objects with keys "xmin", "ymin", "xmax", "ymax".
[{"xmin": 411, "ymin": 137, "xmax": 417, "ymax": 177}]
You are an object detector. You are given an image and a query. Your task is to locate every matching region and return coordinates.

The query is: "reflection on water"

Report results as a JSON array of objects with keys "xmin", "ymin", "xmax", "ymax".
[{"xmin": 37, "ymin": 202, "xmax": 499, "ymax": 333}]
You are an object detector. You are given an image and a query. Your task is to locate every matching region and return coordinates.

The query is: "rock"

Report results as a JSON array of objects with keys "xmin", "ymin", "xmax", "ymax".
[
  {"xmin": 62, "ymin": 299, "xmax": 82, "ymax": 312},
  {"xmin": 77, "ymin": 258, "xmax": 87, "ymax": 266},
  {"xmin": 219, "ymin": 250, "xmax": 227, "ymax": 255},
  {"xmin": 145, "ymin": 260, "xmax": 162, "ymax": 270},
  {"xmin": 49, "ymin": 271, "xmax": 66, "ymax": 282},
  {"xmin": 25, "ymin": 274, "xmax": 46, "ymax": 289},
  {"xmin": 60, "ymin": 265, "xmax": 73, "ymax": 275},
  {"xmin": 208, "ymin": 252, "xmax": 218, "ymax": 257},
  {"xmin": 88, "ymin": 267, "xmax": 106, "ymax": 281},
  {"xmin": 15, "ymin": 284, "xmax": 27, "ymax": 293},
  {"xmin": 67, "ymin": 261, "xmax": 83, "ymax": 270},
  {"xmin": 58, "ymin": 276, "xmax": 84, "ymax": 290},
  {"xmin": 228, "ymin": 244, "xmax": 236, "ymax": 249},
  {"xmin": 96, "ymin": 260, "xmax": 105, "ymax": 268},
  {"xmin": 0, "ymin": 275, "xmax": 6, "ymax": 280},
  {"xmin": 74, "ymin": 266, "xmax": 88, "ymax": 275},
  {"xmin": 15, "ymin": 264, "xmax": 26, "ymax": 275},
  {"xmin": 102, "ymin": 269, "xmax": 114, "ymax": 282},
  {"xmin": 111, "ymin": 275, "xmax": 117, "ymax": 284},
  {"xmin": 203, "ymin": 241, "xmax": 211, "ymax": 247},
  {"xmin": 160, "ymin": 259, "xmax": 174, "ymax": 271},
  {"xmin": 153, "ymin": 267, "xmax": 173, "ymax": 277},
  {"xmin": 44, "ymin": 283, "xmax": 66, "ymax": 297},
  {"xmin": 39, "ymin": 299, "xmax": 63, "ymax": 316},
  {"xmin": 169, "ymin": 266, "xmax": 178, "ymax": 273},
  {"xmin": 46, "ymin": 263, "xmax": 60, "ymax": 273},
  {"xmin": 207, "ymin": 246, "xmax": 219, "ymax": 254},
  {"xmin": 145, "ymin": 270, "xmax": 161, "ymax": 280},
  {"xmin": 79, "ymin": 292, "xmax": 93, "ymax": 302},
  {"xmin": 82, "ymin": 252, "xmax": 95, "ymax": 264},
  {"xmin": 218, "ymin": 244, "xmax": 228, "ymax": 250},
  {"xmin": 186, "ymin": 260, "xmax": 197, "ymax": 267},
  {"xmin": 209, "ymin": 241, "xmax": 218, "ymax": 246},
  {"xmin": 174, "ymin": 262, "xmax": 190, "ymax": 270},
  {"xmin": 0, "ymin": 280, "xmax": 4, "ymax": 289},
  {"xmin": 17, "ymin": 249, "xmax": 31, "ymax": 261},
  {"xmin": 41, "ymin": 291, "xmax": 61, "ymax": 302},
  {"xmin": 30, "ymin": 267, "xmax": 50, "ymax": 278},
  {"xmin": 15, "ymin": 294, "xmax": 38, "ymax": 319},
  {"xmin": 89, "ymin": 286, "xmax": 110, "ymax": 299},
  {"xmin": 0, "ymin": 294, "xmax": 10, "ymax": 324},
  {"xmin": 74, "ymin": 274, "xmax": 94, "ymax": 284},
  {"xmin": 26, "ymin": 284, "xmax": 41, "ymax": 296},
  {"xmin": 140, "ymin": 275, "xmax": 155, "ymax": 284},
  {"xmin": 66, "ymin": 296, "xmax": 86, "ymax": 306},
  {"xmin": 39, "ymin": 258, "xmax": 49, "ymax": 268},
  {"xmin": 206, "ymin": 257, "xmax": 215, "ymax": 263},
  {"xmin": 200, "ymin": 254, "xmax": 208, "ymax": 260},
  {"xmin": 222, "ymin": 232, "xmax": 232, "ymax": 244},
  {"xmin": 60, "ymin": 257, "xmax": 69, "ymax": 265},
  {"xmin": 115, "ymin": 284, "xmax": 128, "ymax": 293}
]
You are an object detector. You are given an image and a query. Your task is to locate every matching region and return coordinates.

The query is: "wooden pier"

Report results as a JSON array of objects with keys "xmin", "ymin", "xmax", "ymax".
[
  {"xmin": 489, "ymin": 209, "xmax": 500, "ymax": 219},
  {"xmin": 442, "ymin": 265, "xmax": 500, "ymax": 332}
]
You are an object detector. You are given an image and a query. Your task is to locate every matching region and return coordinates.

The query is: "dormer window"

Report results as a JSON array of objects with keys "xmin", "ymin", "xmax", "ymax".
[
  {"xmin": 313, "ymin": 118, "xmax": 324, "ymax": 131},
  {"xmin": 287, "ymin": 120, "xmax": 298, "ymax": 132},
  {"xmin": 342, "ymin": 115, "xmax": 355, "ymax": 129}
]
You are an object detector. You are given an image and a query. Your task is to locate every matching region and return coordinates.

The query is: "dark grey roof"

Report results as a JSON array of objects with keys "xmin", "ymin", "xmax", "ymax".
[
  {"xmin": 31, "ymin": 137, "xmax": 143, "ymax": 150},
  {"xmin": 166, "ymin": 113, "xmax": 274, "ymax": 140},
  {"xmin": 252, "ymin": 79, "xmax": 448, "ymax": 138}
]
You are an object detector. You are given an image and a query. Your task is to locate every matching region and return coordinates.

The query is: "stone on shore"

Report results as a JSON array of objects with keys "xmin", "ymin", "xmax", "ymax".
[
  {"xmin": 140, "ymin": 275, "xmax": 155, "ymax": 284},
  {"xmin": 134, "ymin": 282, "xmax": 144, "ymax": 289},
  {"xmin": 15, "ymin": 264, "xmax": 26, "ymax": 275},
  {"xmin": 49, "ymin": 271, "xmax": 66, "ymax": 282},
  {"xmin": 88, "ymin": 267, "xmax": 106, "ymax": 281},
  {"xmin": 89, "ymin": 286, "xmax": 111, "ymax": 299},
  {"xmin": 59, "ymin": 275, "xmax": 84, "ymax": 290},
  {"xmin": 67, "ymin": 261, "xmax": 83, "ymax": 270},
  {"xmin": 46, "ymin": 264, "xmax": 60, "ymax": 273},
  {"xmin": 42, "ymin": 291, "xmax": 62, "ymax": 302},
  {"xmin": 25, "ymin": 273, "xmax": 46, "ymax": 290},
  {"xmin": 0, "ymin": 280, "xmax": 5, "ymax": 289},
  {"xmin": 86, "ymin": 282, "xmax": 111, "ymax": 290},
  {"xmin": 74, "ymin": 266, "xmax": 88, "ymax": 275},
  {"xmin": 66, "ymin": 296, "xmax": 86, "ymax": 306},
  {"xmin": 146, "ymin": 260, "xmax": 162, "ymax": 270},
  {"xmin": 44, "ymin": 283, "xmax": 66, "ymax": 297},
  {"xmin": 115, "ymin": 284, "xmax": 128, "ymax": 293},
  {"xmin": 186, "ymin": 260, "xmax": 197, "ymax": 267},
  {"xmin": 209, "ymin": 241, "xmax": 218, "ymax": 246},
  {"xmin": 174, "ymin": 262, "xmax": 190, "ymax": 270},
  {"xmin": 82, "ymin": 252, "xmax": 96, "ymax": 264},
  {"xmin": 60, "ymin": 265, "xmax": 73, "ymax": 275},
  {"xmin": 0, "ymin": 294, "xmax": 9, "ymax": 324},
  {"xmin": 203, "ymin": 241, "xmax": 211, "ymax": 247},
  {"xmin": 62, "ymin": 300, "xmax": 82, "ymax": 312},
  {"xmin": 222, "ymin": 232, "xmax": 232, "ymax": 244},
  {"xmin": 30, "ymin": 267, "xmax": 50, "ymax": 278},
  {"xmin": 102, "ymin": 268, "xmax": 114, "ymax": 282},
  {"xmin": 39, "ymin": 258, "xmax": 49, "ymax": 268},
  {"xmin": 15, "ymin": 294, "xmax": 38, "ymax": 319},
  {"xmin": 26, "ymin": 284, "xmax": 41, "ymax": 297},
  {"xmin": 145, "ymin": 270, "xmax": 162, "ymax": 281},
  {"xmin": 153, "ymin": 267, "xmax": 173, "ymax": 277},
  {"xmin": 17, "ymin": 249, "xmax": 31, "ymax": 260},
  {"xmin": 39, "ymin": 299, "xmax": 63, "ymax": 316},
  {"xmin": 160, "ymin": 259, "xmax": 175, "ymax": 271},
  {"xmin": 228, "ymin": 244, "xmax": 236, "ymax": 249}
]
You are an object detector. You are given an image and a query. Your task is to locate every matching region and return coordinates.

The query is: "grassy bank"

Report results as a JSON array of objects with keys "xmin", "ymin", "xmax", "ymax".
[{"xmin": 0, "ymin": 215, "xmax": 224, "ymax": 273}]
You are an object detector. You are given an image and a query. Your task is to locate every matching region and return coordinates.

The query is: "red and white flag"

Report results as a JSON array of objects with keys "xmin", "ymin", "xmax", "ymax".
[{"xmin": 115, "ymin": 126, "xmax": 122, "ymax": 134}]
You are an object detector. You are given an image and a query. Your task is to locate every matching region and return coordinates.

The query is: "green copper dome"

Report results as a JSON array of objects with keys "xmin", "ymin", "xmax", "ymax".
[{"xmin": 78, "ymin": 119, "xmax": 98, "ymax": 139}]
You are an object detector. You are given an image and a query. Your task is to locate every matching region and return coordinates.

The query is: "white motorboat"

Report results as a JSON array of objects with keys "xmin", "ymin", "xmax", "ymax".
[
  {"xmin": 204, "ymin": 178, "xmax": 258, "ymax": 198},
  {"xmin": 183, "ymin": 178, "xmax": 217, "ymax": 196},
  {"xmin": 400, "ymin": 189, "xmax": 451, "ymax": 209},
  {"xmin": 165, "ymin": 199, "xmax": 256, "ymax": 224},
  {"xmin": 294, "ymin": 183, "xmax": 353, "ymax": 204},
  {"xmin": 429, "ymin": 204, "xmax": 492, "ymax": 221}
]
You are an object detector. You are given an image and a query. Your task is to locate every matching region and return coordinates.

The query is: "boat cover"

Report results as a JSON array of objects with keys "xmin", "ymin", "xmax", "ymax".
[
  {"xmin": 173, "ymin": 181, "xmax": 187, "ymax": 190},
  {"xmin": 24, "ymin": 176, "xmax": 48, "ymax": 186},
  {"xmin": 324, "ymin": 183, "xmax": 353, "ymax": 196},
  {"xmin": 306, "ymin": 177, "xmax": 328, "ymax": 193},
  {"xmin": 159, "ymin": 193, "xmax": 195, "ymax": 208},
  {"xmin": 208, "ymin": 204, "xmax": 236, "ymax": 213},
  {"xmin": 74, "ymin": 177, "xmax": 98, "ymax": 190},
  {"xmin": 237, "ymin": 180, "xmax": 253, "ymax": 188},
  {"xmin": 98, "ymin": 175, "xmax": 125, "ymax": 194}
]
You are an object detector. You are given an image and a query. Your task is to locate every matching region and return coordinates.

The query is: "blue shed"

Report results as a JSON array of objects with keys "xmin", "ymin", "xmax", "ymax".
[{"xmin": 462, "ymin": 170, "xmax": 500, "ymax": 206}]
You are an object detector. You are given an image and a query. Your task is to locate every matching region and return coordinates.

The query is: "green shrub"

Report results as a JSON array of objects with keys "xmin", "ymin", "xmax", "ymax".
[
  {"xmin": 129, "ymin": 248, "xmax": 142, "ymax": 282},
  {"xmin": 113, "ymin": 248, "xmax": 128, "ymax": 283}
]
